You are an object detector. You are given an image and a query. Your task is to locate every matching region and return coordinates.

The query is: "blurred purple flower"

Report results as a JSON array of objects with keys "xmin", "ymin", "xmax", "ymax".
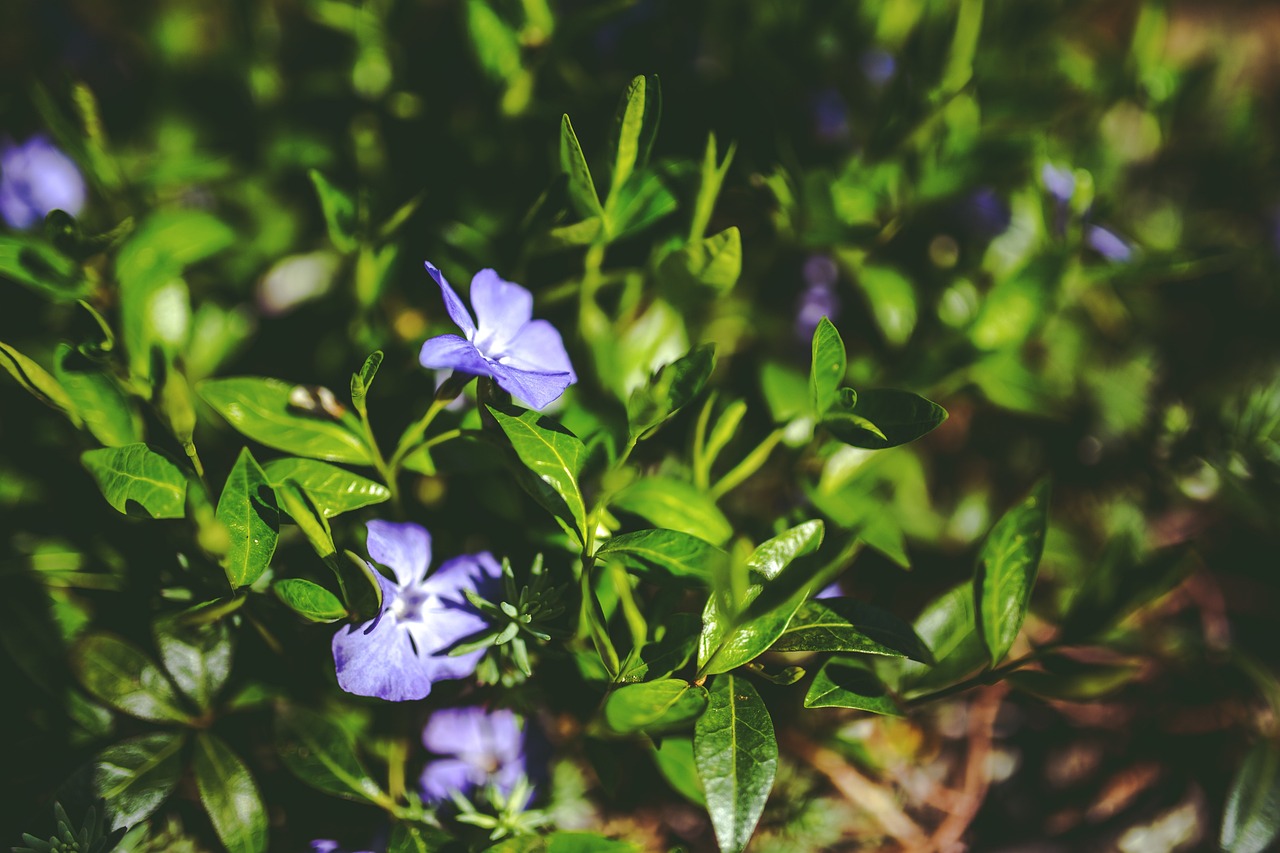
[
  {"xmin": 815, "ymin": 581, "xmax": 843, "ymax": 599},
  {"xmin": 796, "ymin": 255, "xmax": 841, "ymax": 342},
  {"xmin": 959, "ymin": 187, "xmax": 1011, "ymax": 240},
  {"xmin": 420, "ymin": 262, "xmax": 576, "ymax": 410},
  {"xmin": 812, "ymin": 89, "xmax": 850, "ymax": 144},
  {"xmin": 1085, "ymin": 224, "xmax": 1133, "ymax": 262},
  {"xmin": 0, "ymin": 135, "xmax": 86, "ymax": 230},
  {"xmin": 420, "ymin": 706, "xmax": 528, "ymax": 804},
  {"xmin": 1041, "ymin": 162, "xmax": 1075, "ymax": 204},
  {"xmin": 310, "ymin": 842, "xmax": 375, "ymax": 853},
  {"xmin": 859, "ymin": 49, "xmax": 897, "ymax": 88},
  {"xmin": 332, "ymin": 521, "xmax": 501, "ymax": 702}
]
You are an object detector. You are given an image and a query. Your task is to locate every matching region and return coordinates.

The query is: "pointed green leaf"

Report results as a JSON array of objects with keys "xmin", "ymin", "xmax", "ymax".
[
  {"xmin": 198, "ymin": 377, "xmax": 372, "ymax": 464},
  {"xmin": 217, "ymin": 448, "xmax": 279, "ymax": 588},
  {"xmin": 974, "ymin": 480, "xmax": 1051, "ymax": 665},
  {"xmin": 825, "ymin": 388, "xmax": 947, "ymax": 449},
  {"xmin": 465, "ymin": 0, "xmax": 522, "ymax": 83},
  {"xmin": 748, "ymin": 519, "xmax": 825, "ymax": 581},
  {"xmin": 694, "ymin": 674, "xmax": 777, "ymax": 853},
  {"xmin": 771, "ymin": 599, "xmax": 931, "ymax": 662},
  {"xmin": 488, "ymin": 406, "xmax": 587, "ymax": 543},
  {"xmin": 658, "ymin": 227, "xmax": 742, "ymax": 295},
  {"xmin": 153, "ymin": 617, "xmax": 233, "ymax": 710},
  {"xmin": 1222, "ymin": 739, "xmax": 1280, "ymax": 853},
  {"xmin": 92, "ymin": 732, "xmax": 187, "ymax": 830},
  {"xmin": 559, "ymin": 114, "xmax": 603, "ymax": 220},
  {"xmin": 193, "ymin": 733, "xmax": 267, "ymax": 853},
  {"xmin": 609, "ymin": 74, "xmax": 661, "ymax": 202},
  {"xmin": 627, "ymin": 344, "xmax": 717, "ymax": 441},
  {"xmin": 274, "ymin": 578, "xmax": 348, "ymax": 623},
  {"xmin": 81, "ymin": 444, "xmax": 188, "ymax": 518},
  {"xmin": 810, "ymin": 317, "xmax": 846, "ymax": 416},
  {"xmin": 275, "ymin": 479, "xmax": 336, "ymax": 559},
  {"xmin": 262, "ymin": 457, "xmax": 390, "ymax": 518},
  {"xmin": 597, "ymin": 529, "xmax": 727, "ymax": 583},
  {"xmin": 71, "ymin": 633, "xmax": 193, "ymax": 723},
  {"xmin": 309, "ymin": 170, "xmax": 358, "ymax": 253},
  {"xmin": 618, "ymin": 613, "xmax": 701, "ymax": 684},
  {"xmin": 604, "ymin": 679, "xmax": 707, "ymax": 734},
  {"xmin": 1, "ymin": 340, "xmax": 79, "ymax": 422},
  {"xmin": 610, "ymin": 476, "xmax": 732, "ymax": 546},
  {"xmin": 350, "ymin": 350, "xmax": 383, "ymax": 417},
  {"xmin": 898, "ymin": 583, "xmax": 987, "ymax": 694},
  {"xmin": 804, "ymin": 658, "xmax": 902, "ymax": 716},
  {"xmin": 275, "ymin": 705, "xmax": 387, "ymax": 804},
  {"xmin": 689, "ymin": 133, "xmax": 735, "ymax": 242}
]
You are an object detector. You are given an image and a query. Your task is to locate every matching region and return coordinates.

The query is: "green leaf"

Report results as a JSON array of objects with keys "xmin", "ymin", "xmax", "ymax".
[
  {"xmin": 609, "ymin": 170, "xmax": 678, "ymax": 239},
  {"xmin": 608, "ymin": 74, "xmax": 661, "ymax": 203},
  {"xmin": 627, "ymin": 344, "xmax": 717, "ymax": 441},
  {"xmin": 53, "ymin": 343, "xmax": 140, "ymax": 445},
  {"xmin": 1, "ymin": 340, "xmax": 79, "ymax": 422},
  {"xmin": 1222, "ymin": 740, "xmax": 1280, "ymax": 853},
  {"xmin": 898, "ymin": 583, "xmax": 986, "ymax": 694},
  {"xmin": 855, "ymin": 265, "xmax": 917, "ymax": 348},
  {"xmin": 485, "ymin": 833, "xmax": 639, "ymax": 853},
  {"xmin": 609, "ymin": 476, "xmax": 732, "ymax": 546},
  {"xmin": 825, "ymin": 388, "xmax": 948, "ymax": 449},
  {"xmin": 809, "ymin": 317, "xmax": 846, "ymax": 416},
  {"xmin": 275, "ymin": 479, "xmax": 336, "ymax": 559},
  {"xmin": 604, "ymin": 679, "xmax": 707, "ymax": 734},
  {"xmin": 275, "ymin": 705, "xmax": 387, "ymax": 804},
  {"xmin": 193, "ymin": 733, "xmax": 267, "ymax": 853},
  {"xmin": 262, "ymin": 457, "xmax": 391, "ymax": 518},
  {"xmin": 771, "ymin": 599, "xmax": 932, "ymax": 662},
  {"xmin": 350, "ymin": 350, "xmax": 383, "ymax": 417},
  {"xmin": 974, "ymin": 480, "xmax": 1051, "ymax": 665},
  {"xmin": 658, "ymin": 227, "xmax": 742, "ymax": 295},
  {"xmin": 71, "ymin": 633, "xmax": 193, "ymax": 723},
  {"xmin": 153, "ymin": 617, "xmax": 233, "ymax": 711},
  {"xmin": 198, "ymin": 377, "xmax": 372, "ymax": 465},
  {"xmin": 466, "ymin": 0, "xmax": 522, "ymax": 83},
  {"xmin": 559, "ymin": 114, "xmax": 603, "ymax": 220},
  {"xmin": 274, "ymin": 578, "xmax": 348, "ymax": 623},
  {"xmin": 597, "ymin": 529, "xmax": 727, "ymax": 583},
  {"xmin": 92, "ymin": 732, "xmax": 187, "ymax": 830},
  {"xmin": 689, "ymin": 133, "xmax": 735, "ymax": 242},
  {"xmin": 217, "ymin": 448, "xmax": 279, "ymax": 588},
  {"xmin": 804, "ymin": 658, "xmax": 902, "ymax": 716},
  {"xmin": 747, "ymin": 519, "xmax": 825, "ymax": 581},
  {"xmin": 618, "ymin": 613, "xmax": 701, "ymax": 684},
  {"xmin": 389, "ymin": 823, "xmax": 454, "ymax": 853},
  {"xmin": 81, "ymin": 444, "xmax": 188, "ymax": 518},
  {"xmin": 488, "ymin": 406, "xmax": 587, "ymax": 544},
  {"xmin": 694, "ymin": 674, "xmax": 778, "ymax": 853},
  {"xmin": 0, "ymin": 234, "xmax": 85, "ymax": 300},
  {"xmin": 652, "ymin": 736, "xmax": 706, "ymax": 806},
  {"xmin": 309, "ymin": 170, "xmax": 358, "ymax": 253}
]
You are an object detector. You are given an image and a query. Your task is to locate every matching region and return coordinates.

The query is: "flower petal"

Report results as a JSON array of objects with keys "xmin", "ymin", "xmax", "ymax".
[
  {"xmin": 487, "ymin": 362, "xmax": 574, "ymax": 411},
  {"xmin": 422, "ymin": 705, "xmax": 497, "ymax": 756},
  {"xmin": 504, "ymin": 319, "xmax": 577, "ymax": 380},
  {"xmin": 332, "ymin": 619, "xmax": 433, "ymax": 701},
  {"xmin": 419, "ymin": 757, "xmax": 483, "ymax": 804},
  {"xmin": 365, "ymin": 520, "xmax": 431, "ymax": 586},
  {"xmin": 470, "ymin": 269, "xmax": 532, "ymax": 350},
  {"xmin": 425, "ymin": 262, "xmax": 476, "ymax": 338},
  {"xmin": 419, "ymin": 334, "xmax": 495, "ymax": 377},
  {"xmin": 421, "ymin": 551, "xmax": 503, "ymax": 600}
]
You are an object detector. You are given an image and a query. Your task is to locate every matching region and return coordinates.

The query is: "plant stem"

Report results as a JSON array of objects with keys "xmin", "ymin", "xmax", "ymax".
[
  {"xmin": 358, "ymin": 404, "xmax": 398, "ymax": 508},
  {"xmin": 905, "ymin": 647, "xmax": 1052, "ymax": 708}
]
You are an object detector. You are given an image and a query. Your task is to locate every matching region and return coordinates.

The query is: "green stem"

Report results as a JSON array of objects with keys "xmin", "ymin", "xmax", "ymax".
[
  {"xmin": 691, "ymin": 393, "xmax": 716, "ymax": 490},
  {"xmin": 358, "ymin": 404, "xmax": 398, "ymax": 509},
  {"xmin": 904, "ymin": 647, "xmax": 1051, "ymax": 708},
  {"xmin": 708, "ymin": 427, "xmax": 786, "ymax": 500}
]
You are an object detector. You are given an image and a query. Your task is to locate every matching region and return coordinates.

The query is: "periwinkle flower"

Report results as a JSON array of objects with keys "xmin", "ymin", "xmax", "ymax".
[
  {"xmin": 332, "ymin": 521, "xmax": 501, "ymax": 702},
  {"xmin": 859, "ymin": 49, "xmax": 897, "ymax": 88},
  {"xmin": 812, "ymin": 89, "xmax": 850, "ymax": 144},
  {"xmin": 815, "ymin": 581, "xmax": 843, "ymax": 600},
  {"xmin": 0, "ymin": 135, "xmax": 87, "ymax": 230},
  {"xmin": 420, "ymin": 262, "xmax": 576, "ymax": 410},
  {"xmin": 959, "ymin": 187, "xmax": 1012, "ymax": 241},
  {"xmin": 795, "ymin": 254, "xmax": 841, "ymax": 342},
  {"xmin": 1085, "ymin": 224, "xmax": 1133, "ymax": 263},
  {"xmin": 1041, "ymin": 162, "xmax": 1076, "ymax": 204},
  {"xmin": 310, "ymin": 842, "xmax": 375, "ymax": 853},
  {"xmin": 419, "ymin": 706, "xmax": 528, "ymax": 804}
]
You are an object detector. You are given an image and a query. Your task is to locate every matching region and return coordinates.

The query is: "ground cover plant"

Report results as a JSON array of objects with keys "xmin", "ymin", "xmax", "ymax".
[{"xmin": 3, "ymin": 1, "xmax": 1280, "ymax": 851}]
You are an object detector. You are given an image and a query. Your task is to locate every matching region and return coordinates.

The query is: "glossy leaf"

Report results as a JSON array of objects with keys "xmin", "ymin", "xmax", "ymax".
[
  {"xmin": 275, "ymin": 479, "xmax": 336, "ymax": 559},
  {"xmin": 1, "ymin": 340, "xmax": 79, "ymax": 422},
  {"xmin": 604, "ymin": 679, "xmax": 707, "ymax": 734},
  {"xmin": 748, "ymin": 519, "xmax": 825, "ymax": 581},
  {"xmin": 618, "ymin": 613, "xmax": 701, "ymax": 684},
  {"xmin": 809, "ymin": 317, "xmax": 846, "ymax": 416},
  {"xmin": 609, "ymin": 74, "xmax": 661, "ymax": 201},
  {"xmin": 154, "ymin": 617, "xmax": 233, "ymax": 710},
  {"xmin": 92, "ymin": 732, "xmax": 187, "ymax": 830},
  {"xmin": 804, "ymin": 658, "xmax": 902, "ymax": 716},
  {"xmin": 771, "ymin": 599, "xmax": 932, "ymax": 662},
  {"xmin": 217, "ymin": 448, "xmax": 279, "ymax": 588},
  {"xmin": 81, "ymin": 444, "xmax": 188, "ymax": 518},
  {"xmin": 627, "ymin": 344, "xmax": 717, "ymax": 441},
  {"xmin": 488, "ymin": 406, "xmax": 587, "ymax": 544},
  {"xmin": 1222, "ymin": 739, "xmax": 1280, "ymax": 853},
  {"xmin": 694, "ymin": 674, "xmax": 778, "ymax": 853},
  {"xmin": 262, "ymin": 457, "xmax": 390, "ymax": 518},
  {"xmin": 193, "ymin": 733, "xmax": 268, "ymax": 853},
  {"xmin": 559, "ymin": 114, "xmax": 603, "ymax": 220},
  {"xmin": 71, "ymin": 633, "xmax": 193, "ymax": 723},
  {"xmin": 0, "ymin": 234, "xmax": 85, "ymax": 300},
  {"xmin": 275, "ymin": 705, "xmax": 386, "ymax": 804},
  {"xmin": 198, "ymin": 377, "xmax": 372, "ymax": 465},
  {"xmin": 609, "ymin": 476, "xmax": 732, "ymax": 546},
  {"xmin": 309, "ymin": 170, "xmax": 358, "ymax": 253},
  {"xmin": 825, "ymin": 388, "xmax": 947, "ymax": 449},
  {"xmin": 597, "ymin": 529, "xmax": 726, "ymax": 583},
  {"xmin": 659, "ymin": 227, "xmax": 742, "ymax": 295},
  {"xmin": 274, "ymin": 578, "xmax": 348, "ymax": 623},
  {"xmin": 974, "ymin": 480, "xmax": 1051, "ymax": 665},
  {"xmin": 350, "ymin": 350, "xmax": 383, "ymax": 417},
  {"xmin": 898, "ymin": 583, "xmax": 987, "ymax": 694}
]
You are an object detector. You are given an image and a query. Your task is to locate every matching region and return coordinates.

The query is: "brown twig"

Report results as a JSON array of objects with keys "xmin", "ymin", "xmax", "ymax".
[{"xmin": 926, "ymin": 684, "xmax": 1007, "ymax": 853}]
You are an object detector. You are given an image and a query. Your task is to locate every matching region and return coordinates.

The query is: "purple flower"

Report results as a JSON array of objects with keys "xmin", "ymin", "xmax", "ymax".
[
  {"xmin": 960, "ymin": 187, "xmax": 1012, "ymax": 240},
  {"xmin": 815, "ymin": 581, "xmax": 843, "ymax": 600},
  {"xmin": 420, "ymin": 263, "xmax": 576, "ymax": 410},
  {"xmin": 0, "ymin": 135, "xmax": 87, "ymax": 230},
  {"xmin": 332, "ymin": 521, "xmax": 501, "ymax": 702},
  {"xmin": 1085, "ymin": 224, "xmax": 1133, "ymax": 262},
  {"xmin": 859, "ymin": 49, "xmax": 897, "ymax": 88},
  {"xmin": 310, "ymin": 842, "xmax": 375, "ymax": 853},
  {"xmin": 420, "ymin": 706, "xmax": 528, "ymax": 804},
  {"xmin": 796, "ymin": 255, "xmax": 841, "ymax": 342},
  {"xmin": 812, "ymin": 89, "xmax": 850, "ymax": 144},
  {"xmin": 1041, "ymin": 163, "xmax": 1076, "ymax": 204}
]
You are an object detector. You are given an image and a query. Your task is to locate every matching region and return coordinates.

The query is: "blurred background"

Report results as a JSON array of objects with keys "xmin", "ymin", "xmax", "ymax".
[{"xmin": 4, "ymin": 0, "xmax": 1280, "ymax": 850}]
